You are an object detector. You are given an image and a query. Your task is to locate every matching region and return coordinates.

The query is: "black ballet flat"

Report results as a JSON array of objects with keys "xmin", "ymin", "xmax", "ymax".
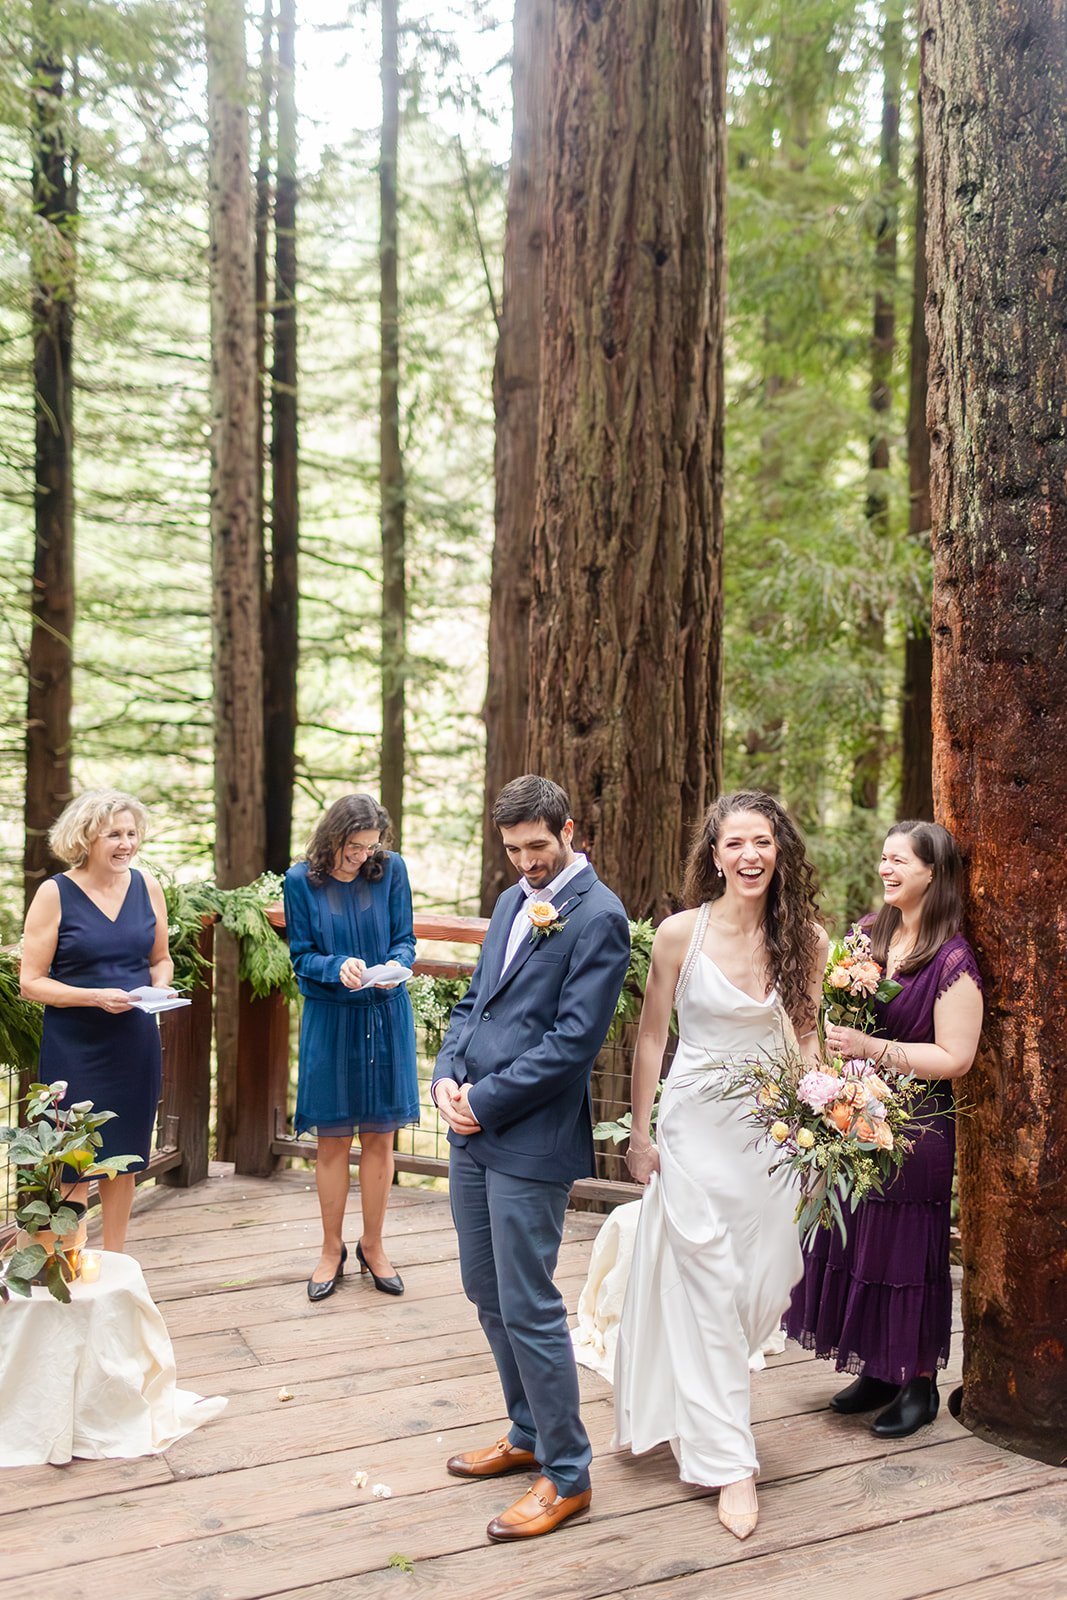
[
  {"xmin": 307, "ymin": 1242, "xmax": 347, "ymax": 1303},
  {"xmin": 871, "ymin": 1375, "xmax": 939, "ymax": 1438},
  {"xmin": 830, "ymin": 1373, "xmax": 901, "ymax": 1414},
  {"xmin": 356, "ymin": 1240, "xmax": 404, "ymax": 1296}
]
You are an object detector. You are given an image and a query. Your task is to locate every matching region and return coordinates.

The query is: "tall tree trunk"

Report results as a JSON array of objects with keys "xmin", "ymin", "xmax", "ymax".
[
  {"xmin": 925, "ymin": 0, "xmax": 1067, "ymax": 1466},
  {"xmin": 206, "ymin": 0, "xmax": 266, "ymax": 1160},
  {"xmin": 845, "ymin": 2, "xmax": 902, "ymax": 922},
  {"xmin": 24, "ymin": 3, "xmax": 76, "ymax": 909},
  {"xmin": 479, "ymin": 0, "xmax": 552, "ymax": 912},
  {"xmin": 264, "ymin": 0, "xmax": 299, "ymax": 874},
  {"xmin": 526, "ymin": 0, "xmax": 726, "ymax": 920},
  {"xmin": 254, "ymin": 0, "xmax": 273, "ymax": 579},
  {"xmin": 900, "ymin": 109, "xmax": 933, "ymax": 821},
  {"xmin": 379, "ymin": 0, "xmax": 405, "ymax": 845}
]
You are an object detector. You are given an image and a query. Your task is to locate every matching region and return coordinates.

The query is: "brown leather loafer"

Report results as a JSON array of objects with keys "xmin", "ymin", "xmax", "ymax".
[
  {"xmin": 446, "ymin": 1437, "xmax": 538, "ymax": 1479},
  {"xmin": 486, "ymin": 1476, "xmax": 592, "ymax": 1541}
]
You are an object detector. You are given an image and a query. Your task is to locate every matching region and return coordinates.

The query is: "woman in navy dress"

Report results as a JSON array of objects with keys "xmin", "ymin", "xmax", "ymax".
[
  {"xmin": 284, "ymin": 793, "xmax": 419, "ymax": 1302},
  {"xmin": 20, "ymin": 789, "xmax": 173, "ymax": 1252},
  {"xmin": 784, "ymin": 821, "xmax": 983, "ymax": 1438}
]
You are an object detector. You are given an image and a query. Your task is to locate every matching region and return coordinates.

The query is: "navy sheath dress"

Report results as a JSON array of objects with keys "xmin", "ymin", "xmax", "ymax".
[
  {"xmin": 38, "ymin": 870, "xmax": 163, "ymax": 1167},
  {"xmin": 284, "ymin": 854, "xmax": 419, "ymax": 1137}
]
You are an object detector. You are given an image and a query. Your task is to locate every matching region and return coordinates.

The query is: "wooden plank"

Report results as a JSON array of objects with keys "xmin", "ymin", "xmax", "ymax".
[
  {"xmin": 154, "ymin": 1246, "xmax": 592, "ymax": 1335},
  {"xmin": 592, "ymin": 1491, "xmax": 1067, "ymax": 1600},
  {"xmin": 9, "ymin": 1432, "xmax": 1058, "ymax": 1600},
  {"xmin": 297, "ymin": 1467, "xmax": 1067, "ymax": 1600},
  {"xmin": 922, "ymin": 1561, "xmax": 1067, "ymax": 1599},
  {"xmin": 0, "ymin": 1455, "xmax": 174, "ymax": 1517}
]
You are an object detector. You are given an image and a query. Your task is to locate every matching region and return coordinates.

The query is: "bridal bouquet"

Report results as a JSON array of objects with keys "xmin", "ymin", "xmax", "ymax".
[
  {"xmin": 822, "ymin": 929, "xmax": 902, "ymax": 1034},
  {"xmin": 724, "ymin": 1049, "xmax": 933, "ymax": 1246}
]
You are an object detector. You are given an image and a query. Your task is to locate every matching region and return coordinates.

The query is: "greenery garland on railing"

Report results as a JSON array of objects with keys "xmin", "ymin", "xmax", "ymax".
[{"xmin": 0, "ymin": 887, "xmax": 660, "ymax": 1074}]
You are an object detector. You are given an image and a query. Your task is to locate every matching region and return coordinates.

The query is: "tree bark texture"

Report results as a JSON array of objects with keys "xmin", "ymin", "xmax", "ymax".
[
  {"xmin": 24, "ymin": 10, "xmax": 75, "ymax": 909},
  {"xmin": 526, "ymin": 0, "xmax": 726, "ymax": 921},
  {"xmin": 900, "ymin": 110, "xmax": 934, "ymax": 821},
  {"xmin": 925, "ymin": 0, "xmax": 1067, "ymax": 1465},
  {"xmin": 265, "ymin": 0, "xmax": 299, "ymax": 874},
  {"xmin": 254, "ymin": 0, "xmax": 272, "ymax": 575},
  {"xmin": 379, "ymin": 0, "xmax": 405, "ymax": 846},
  {"xmin": 846, "ymin": 4, "xmax": 903, "ymax": 925},
  {"xmin": 480, "ymin": 0, "xmax": 552, "ymax": 914},
  {"xmin": 207, "ymin": 0, "xmax": 266, "ymax": 1160}
]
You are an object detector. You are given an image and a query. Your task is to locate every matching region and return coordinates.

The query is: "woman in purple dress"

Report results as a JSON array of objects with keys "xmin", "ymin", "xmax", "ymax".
[{"xmin": 784, "ymin": 820, "xmax": 983, "ymax": 1438}]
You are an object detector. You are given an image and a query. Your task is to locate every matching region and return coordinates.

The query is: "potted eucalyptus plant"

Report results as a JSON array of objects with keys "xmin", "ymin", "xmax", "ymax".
[{"xmin": 1, "ymin": 1080, "xmax": 140, "ymax": 1303}]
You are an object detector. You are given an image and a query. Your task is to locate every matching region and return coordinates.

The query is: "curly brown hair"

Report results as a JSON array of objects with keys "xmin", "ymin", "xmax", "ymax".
[
  {"xmin": 682, "ymin": 790, "xmax": 821, "ymax": 1032},
  {"xmin": 305, "ymin": 794, "xmax": 391, "ymax": 886}
]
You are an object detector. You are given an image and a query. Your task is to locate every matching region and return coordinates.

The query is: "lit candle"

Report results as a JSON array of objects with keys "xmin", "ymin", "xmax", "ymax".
[{"xmin": 80, "ymin": 1250, "xmax": 101, "ymax": 1284}]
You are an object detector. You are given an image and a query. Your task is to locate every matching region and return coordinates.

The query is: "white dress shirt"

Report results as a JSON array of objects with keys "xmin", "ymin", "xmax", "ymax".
[{"xmin": 499, "ymin": 852, "xmax": 589, "ymax": 977}]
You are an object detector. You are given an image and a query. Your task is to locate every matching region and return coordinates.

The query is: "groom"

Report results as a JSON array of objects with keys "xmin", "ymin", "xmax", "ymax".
[{"xmin": 432, "ymin": 774, "xmax": 630, "ymax": 1541}]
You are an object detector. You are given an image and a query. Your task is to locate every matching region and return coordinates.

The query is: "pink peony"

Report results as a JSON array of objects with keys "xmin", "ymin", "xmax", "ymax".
[
  {"xmin": 849, "ymin": 961, "xmax": 882, "ymax": 996},
  {"xmin": 797, "ymin": 1070, "xmax": 843, "ymax": 1114}
]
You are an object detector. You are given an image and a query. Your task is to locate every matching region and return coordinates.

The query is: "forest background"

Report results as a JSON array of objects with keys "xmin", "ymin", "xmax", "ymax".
[{"xmin": 1, "ymin": 0, "xmax": 929, "ymax": 937}]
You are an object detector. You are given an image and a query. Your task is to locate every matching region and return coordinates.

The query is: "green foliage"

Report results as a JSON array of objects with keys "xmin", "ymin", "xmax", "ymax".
[
  {"xmin": 386, "ymin": 1554, "xmax": 415, "ymax": 1574},
  {"xmin": 409, "ymin": 973, "xmax": 471, "ymax": 1054},
  {"xmin": 0, "ymin": 950, "xmax": 42, "ymax": 1071},
  {"xmin": 216, "ymin": 875, "xmax": 297, "ymax": 1002},
  {"xmin": 0, "ymin": 1080, "xmax": 140, "ymax": 1302}
]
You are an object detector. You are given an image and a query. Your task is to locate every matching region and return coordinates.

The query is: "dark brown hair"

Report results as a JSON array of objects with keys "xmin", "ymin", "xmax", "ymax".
[
  {"xmin": 682, "ymin": 790, "xmax": 821, "ymax": 1032},
  {"xmin": 491, "ymin": 774, "xmax": 571, "ymax": 837},
  {"xmin": 867, "ymin": 820, "xmax": 964, "ymax": 974},
  {"xmin": 305, "ymin": 794, "xmax": 391, "ymax": 886}
]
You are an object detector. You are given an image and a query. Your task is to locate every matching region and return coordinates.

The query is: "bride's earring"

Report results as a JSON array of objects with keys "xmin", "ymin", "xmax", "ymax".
[{"xmin": 716, "ymin": 863, "xmax": 724, "ymax": 879}]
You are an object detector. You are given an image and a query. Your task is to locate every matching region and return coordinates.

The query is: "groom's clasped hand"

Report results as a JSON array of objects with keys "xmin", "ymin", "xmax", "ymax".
[{"xmin": 434, "ymin": 1080, "xmax": 481, "ymax": 1136}]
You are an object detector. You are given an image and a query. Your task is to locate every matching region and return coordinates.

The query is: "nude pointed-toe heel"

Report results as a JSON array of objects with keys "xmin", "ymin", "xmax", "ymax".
[{"xmin": 717, "ymin": 1475, "xmax": 758, "ymax": 1541}]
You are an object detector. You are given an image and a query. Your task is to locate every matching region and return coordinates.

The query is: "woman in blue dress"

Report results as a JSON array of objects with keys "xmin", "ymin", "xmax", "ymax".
[
  {"xmin": 20, "ymin": 789, "xmax": 173, "ymax": 1252},
  {"xmin": 284, "ymin": 793, "xmax": 419, "ymax": 1302}
]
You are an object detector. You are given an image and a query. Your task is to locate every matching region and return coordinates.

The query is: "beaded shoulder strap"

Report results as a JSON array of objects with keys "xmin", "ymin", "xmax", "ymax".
[{"xmin": 674, "ymin": 902, "xmax": 711, "ymax": 1009}]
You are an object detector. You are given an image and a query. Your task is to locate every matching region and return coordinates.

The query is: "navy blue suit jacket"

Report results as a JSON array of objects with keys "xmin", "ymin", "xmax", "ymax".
[{"xmin": 432, "ymin": 865, "xmax": 630, "ymax": 1184}]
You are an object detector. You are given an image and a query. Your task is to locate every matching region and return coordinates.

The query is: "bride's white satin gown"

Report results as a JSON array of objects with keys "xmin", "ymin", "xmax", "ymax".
[{"xmin": 611, "ymin": 909, "xmax": 803, "ymax": 1487}]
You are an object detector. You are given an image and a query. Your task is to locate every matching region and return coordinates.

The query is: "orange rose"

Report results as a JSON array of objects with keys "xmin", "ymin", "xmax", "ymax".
[
  {"xmin": 828, "ymin": 1103, "xmax": 853, "ymax": 1133},
  {"xmin": 855, "ymin": 1117, "xmax": 894, "ymax": 1149},
  {"xmin": 527, "ymin": 901, "xmax": 557, "ymax": 928},
  {"xmin": 863, "ymin": 1073, "xmax": 891, "ymax": 1101}
]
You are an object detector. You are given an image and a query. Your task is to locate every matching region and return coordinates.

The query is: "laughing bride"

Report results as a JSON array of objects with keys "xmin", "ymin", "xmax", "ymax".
[{"xmin": 585, "ymin": 792, "xmax": 826, "ymax": 1541}]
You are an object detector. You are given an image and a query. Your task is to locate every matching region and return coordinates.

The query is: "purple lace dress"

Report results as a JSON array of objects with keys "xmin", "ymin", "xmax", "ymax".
[{"xmin": 783, "ymin": 932, "xmax": 982, "ymax": 1385}]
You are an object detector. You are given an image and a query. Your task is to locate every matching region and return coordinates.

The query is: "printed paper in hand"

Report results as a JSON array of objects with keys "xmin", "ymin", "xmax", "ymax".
[
  {"xmin": 127, "ymin": 986, "xmax": 192, "ymax": 1015},
  {"xmin": 357, "ymin": 964, "xmax": 415, "ymax": 988}
]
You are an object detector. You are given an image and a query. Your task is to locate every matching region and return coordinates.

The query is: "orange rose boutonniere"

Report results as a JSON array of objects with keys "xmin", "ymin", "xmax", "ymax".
[{"xmin": 526, "ymin": 897, "xmax": 573, "ymax": 942}]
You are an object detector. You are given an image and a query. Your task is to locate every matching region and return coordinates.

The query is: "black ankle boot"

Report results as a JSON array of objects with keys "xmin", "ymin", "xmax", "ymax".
[
  {"xmin": 872, "ymin": 1375, "xmax": 939, "ymax": 1438},
  {"xmin": 830, "ymin": 1374, "xmax": 901, "ymax": 1414}
]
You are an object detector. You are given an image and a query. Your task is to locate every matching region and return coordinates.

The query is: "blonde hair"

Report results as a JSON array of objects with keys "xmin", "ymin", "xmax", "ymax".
[{"xmin": 48, "ymin": 789, "xmax": 150, "ymax": 868}]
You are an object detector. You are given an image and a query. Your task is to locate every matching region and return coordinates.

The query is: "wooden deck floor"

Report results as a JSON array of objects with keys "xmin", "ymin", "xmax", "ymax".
[{"xmin": 3, "ymin": 1167, "xmax": 1065, "ymax": 1600}]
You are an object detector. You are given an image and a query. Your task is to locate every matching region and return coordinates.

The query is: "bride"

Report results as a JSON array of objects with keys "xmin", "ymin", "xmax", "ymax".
[{"xmin": 613, "ymin": 792, "xmax": 826, "ymax": 1539}]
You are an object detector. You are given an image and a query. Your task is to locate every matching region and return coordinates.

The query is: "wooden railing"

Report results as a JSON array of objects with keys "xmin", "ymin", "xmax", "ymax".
[
  {"xmin": 0, "ymin": 921, "xmax": 215, "ymax": 1239},
  {"xmin": 238, "ymin": 909, "xmax": 641, "ymax": 1206}
]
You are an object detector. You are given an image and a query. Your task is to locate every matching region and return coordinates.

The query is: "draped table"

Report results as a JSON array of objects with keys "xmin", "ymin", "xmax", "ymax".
[{"xmin": 0, "ymin": 1250, "xmax": 226, "ymax": 1467}]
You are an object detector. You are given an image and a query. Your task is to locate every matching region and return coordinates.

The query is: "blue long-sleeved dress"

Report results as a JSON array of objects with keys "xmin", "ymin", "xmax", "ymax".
[{"xmin": 283, "ymin": 854, "xmax": 420, "ymax": 1136}]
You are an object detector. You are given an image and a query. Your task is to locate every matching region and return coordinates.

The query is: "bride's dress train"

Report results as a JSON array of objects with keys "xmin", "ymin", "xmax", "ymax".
[{"xmin": 593, "ymin": 904, "xmax": 802, "ymax": 1486}]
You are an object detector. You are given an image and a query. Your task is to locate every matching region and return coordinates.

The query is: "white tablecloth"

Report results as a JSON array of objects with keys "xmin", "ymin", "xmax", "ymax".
[{"xmin": 0, "ymin": 1250, "xmax": 227, "ymax": 1467}]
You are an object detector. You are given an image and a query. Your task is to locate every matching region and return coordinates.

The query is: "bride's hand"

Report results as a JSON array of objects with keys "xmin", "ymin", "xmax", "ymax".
[{"xmin": 626, "ymin": 1138, "xmax": 660, "ymax": 1185}]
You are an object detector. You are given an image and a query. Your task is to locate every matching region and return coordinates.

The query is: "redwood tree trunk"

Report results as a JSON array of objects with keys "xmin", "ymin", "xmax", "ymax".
[
  {"xmin": 846, "ymin": 4, "xmax": 902, "ymax": 922},
  {"xmin": 925, "ymin": 0, "xmax": 1067, "ymax": 1465},
  {"xmin": 264, "ymin": 0, "xmax": 299, "ymax": 874},
  {"xmin": 526, "ymin": 0, "xmax": 726, "ymax": 920},
  {"xmin": 379, "ymin": 0, "xmax": 405, "ymax": 845},
  {"xmin": 900, "ymin": 111, "xmax": 933, "ymax": 821},
  {"xmin": 207, "ymin": 0, "xmax": 266, "ymax": 1159},
  {"xmin": 24, "ymin": 6, "xmax": 75, "ymax": 908},
  {"xmin": 479, "ymin": 0, "xmax": 552, "ymax": 913}
]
